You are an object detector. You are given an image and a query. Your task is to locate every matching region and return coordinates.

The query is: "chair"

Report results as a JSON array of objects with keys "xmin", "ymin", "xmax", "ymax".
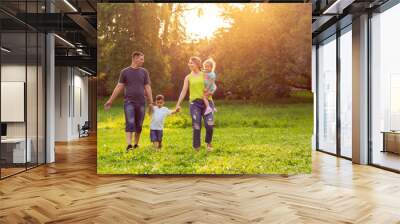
[{"xmin": 79, "ymin": 121, "xmax": 90, "ymax": 138}]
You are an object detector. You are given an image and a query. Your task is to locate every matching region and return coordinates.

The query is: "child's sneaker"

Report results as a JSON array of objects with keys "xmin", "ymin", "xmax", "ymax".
[
  {"xmin": 207, "ymin": 144, "xmax": 213, "ymax": 152},
  {"xmin": 126, "ymin": 144, "xmax": 133, "ymax": 152},
  {"xmin": 204, "ymin": 106, "xmax": 213, "ymax": 115}
]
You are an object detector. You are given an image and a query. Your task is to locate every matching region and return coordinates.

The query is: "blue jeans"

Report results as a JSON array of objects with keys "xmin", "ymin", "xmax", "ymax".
[
  {"xmin": 124, "ymin": 101, "xmax": 145, "ymax": 133},
  {"xmin": 189, "ymin": 99, "xmax": 214, "ymax": 148},
  {"xmin": 150, "ymin": 130, "xmax": 163, "ymax": 142}
]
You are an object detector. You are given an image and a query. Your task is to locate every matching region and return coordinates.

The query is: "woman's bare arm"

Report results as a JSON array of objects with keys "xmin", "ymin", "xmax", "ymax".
[{"xmin": 176, "ymin": 75, "xmax": 189, "ymax": 109}]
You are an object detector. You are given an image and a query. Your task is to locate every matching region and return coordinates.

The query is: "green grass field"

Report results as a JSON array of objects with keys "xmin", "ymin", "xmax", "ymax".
[{"xmin": 97, "ymin": 93, "xmax": 313, "ymax": 174}]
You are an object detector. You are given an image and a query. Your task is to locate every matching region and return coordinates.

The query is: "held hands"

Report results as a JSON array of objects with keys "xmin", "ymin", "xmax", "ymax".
[{"xmin": 170, "ymin": 106, "xmax": 181, "ymax": 115}]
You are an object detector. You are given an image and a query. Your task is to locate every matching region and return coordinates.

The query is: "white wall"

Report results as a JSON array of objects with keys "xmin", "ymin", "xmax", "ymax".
[
  {"xmin": 1, "ymin": 63, "xmax": 46, "ymax": 164},
  {"xmin": 1, "ymin": 65, "xmax": 26, "ymax": 130},
  {"xmin": 1, "ymin": 65, "xmax": 39, "ymax": 138},
  {"xmin": 72, "ymin": 72, "xmax": 89, "ymax": 138},
  {"xmin": 1, "ymin": 65, "xmax": 26, "ymax": 141},
  {"xmin": 54, "ymin": 67, "xmax": 89, "ymax": 141},
  {"xmin": 55, "ymin": 67, "xmax": 69, "ymax": 141}
]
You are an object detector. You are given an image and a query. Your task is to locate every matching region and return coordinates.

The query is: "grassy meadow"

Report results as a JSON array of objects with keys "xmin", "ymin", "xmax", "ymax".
[{"xmin": 97, "ymin": 92, "xmax": 313, "ymax": 174}]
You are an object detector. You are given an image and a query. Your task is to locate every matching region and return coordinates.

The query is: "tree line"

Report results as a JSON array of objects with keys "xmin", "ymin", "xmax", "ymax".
[{"xmin": 97, "ymin": 3, "xmax": 311, "ymax": 101}]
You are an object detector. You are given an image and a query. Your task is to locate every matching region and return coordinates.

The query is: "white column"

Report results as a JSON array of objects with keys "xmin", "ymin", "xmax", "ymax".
[
  {"xmin": 312, "ymin": 45, "xmax": 317, "ymax": 150},
  {"xmin": 45, "ymin": 1, "xmax": 55, "ymax": 163},
  {"xmin": 46, "ymin": 33, "xmax": 55, "ymax": 163},
  {"xmin": 352, "ymin": 14, "xmax": 369, "ymax": 164}
]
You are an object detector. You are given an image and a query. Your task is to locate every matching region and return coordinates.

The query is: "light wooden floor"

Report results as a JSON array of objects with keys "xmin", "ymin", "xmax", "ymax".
[
  {"xmin": 1, "ymin": 163, "xmax": 44, "ymax": 178},
  {"xmin": 373, "ymin": 151, "xmax": 400, "ymax": 171},
  {"xmin": 1, "ymin": 136, "xmax": 400, "ymax": 224},
  {"xmin": 1, "ymin": 167, "xmax": 26, "ymax": 177}
]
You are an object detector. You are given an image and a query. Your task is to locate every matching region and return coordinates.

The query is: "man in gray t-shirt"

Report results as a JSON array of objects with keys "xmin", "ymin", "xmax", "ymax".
[
  {"xmin": 118, "ymin": 66, "xmax": 150, "ymax": 104},
  {"xmin": 104, "ymin": 51, "xmax": 153, "ymax": 151}
]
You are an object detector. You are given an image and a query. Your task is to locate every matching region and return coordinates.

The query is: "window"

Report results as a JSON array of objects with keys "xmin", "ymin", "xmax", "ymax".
[
  {"xmin": 0, "ymin": 1, "xmax": 46, "ymax": 179},
  {"xmin": 317, "ymin": 35, "xmax": 337, "ymax": 154},
  {"xmin": 370, "ymin": 3, "xmax": 400, "ymax": 171},
  {"xmin": 339, "ymin": 26, "xmax": 352, "ymax": 158}
]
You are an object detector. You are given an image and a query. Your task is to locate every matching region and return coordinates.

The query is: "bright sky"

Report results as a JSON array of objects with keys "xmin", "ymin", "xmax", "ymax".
[{"xmin": 182, "ymin": 3, "xmax": 232, "ymax": 41}]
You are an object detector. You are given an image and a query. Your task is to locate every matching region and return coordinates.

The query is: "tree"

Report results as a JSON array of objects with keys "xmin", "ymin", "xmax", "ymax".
[
  {"xmin": 97, "ymin": 3, "xmax": 171, "ymax": 98},
  {"xmin": 210, "ymin": 4, "xmax": 311, "ymax": 99}
]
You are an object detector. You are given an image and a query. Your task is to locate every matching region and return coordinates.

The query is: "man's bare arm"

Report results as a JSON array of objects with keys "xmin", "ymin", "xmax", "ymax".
[
  {"xmin": 144, "ymin": 84, "xmax": 153, "ymax": 105},
  {"xmin": 104, "ymin": 83, "xmax": 124, "ymax": 110}
]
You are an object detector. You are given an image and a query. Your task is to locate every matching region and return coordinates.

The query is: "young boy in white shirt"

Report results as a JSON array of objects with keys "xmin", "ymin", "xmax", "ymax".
[{"xmin": 149, "ymin": 95, "xmax": 179, "ymax": 149}]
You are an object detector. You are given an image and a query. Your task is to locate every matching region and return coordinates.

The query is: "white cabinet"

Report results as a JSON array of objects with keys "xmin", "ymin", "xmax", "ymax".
[{"xmin": 1, "ymin": 138, "xmax": 32, "ymax": 163}]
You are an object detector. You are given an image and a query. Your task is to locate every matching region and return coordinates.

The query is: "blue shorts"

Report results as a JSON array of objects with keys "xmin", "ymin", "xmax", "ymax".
[
  {"xmin": 124, "ymin": 101, "xmax": 145, "ymax": 133},
  {"xmin": 150, "ymin": 130, "xmax": 163, "ymax": 142}
]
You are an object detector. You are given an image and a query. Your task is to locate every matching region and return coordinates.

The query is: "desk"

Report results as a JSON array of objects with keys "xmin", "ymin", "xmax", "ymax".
[
  {"xmin": 1, "ymin": 138, "xmax": 31, "ymax": 163},
  {"xmin": 381, "ymin": 131, "xmax": 400, "ymax": 154}
]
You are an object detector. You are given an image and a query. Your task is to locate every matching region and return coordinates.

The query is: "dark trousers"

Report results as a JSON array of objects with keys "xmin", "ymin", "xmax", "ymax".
[{"xmin": 189, "ymin": 99, "xmax": 215, "ymax": 148}]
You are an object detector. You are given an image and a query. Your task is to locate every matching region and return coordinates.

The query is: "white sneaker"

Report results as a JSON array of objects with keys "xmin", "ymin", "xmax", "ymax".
[{"xmin": 204, "ymin": 106, "xmax": 213, "ymax": 115}]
